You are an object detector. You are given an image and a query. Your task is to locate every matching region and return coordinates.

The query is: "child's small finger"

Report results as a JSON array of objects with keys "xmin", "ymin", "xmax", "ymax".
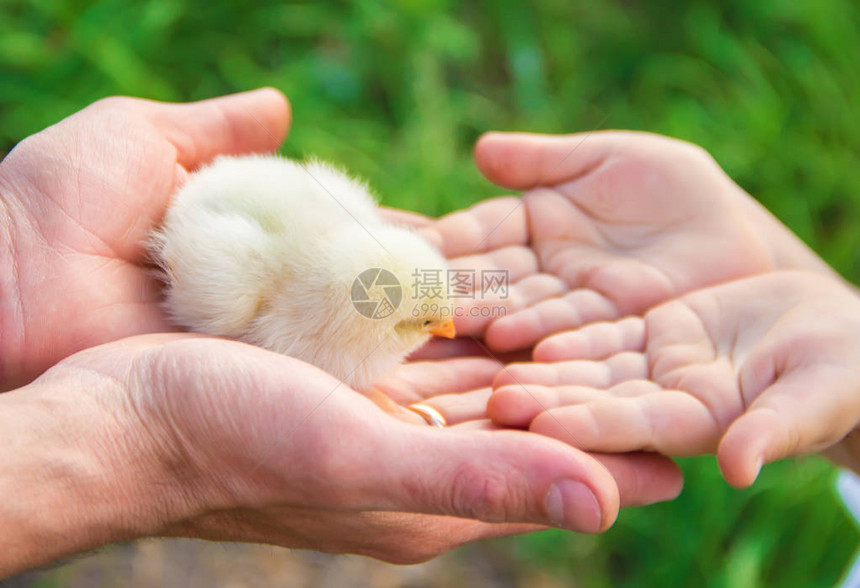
[
  {"xmin": 533, "ymin": 317, "xmax": 646, "ymax": 362},
  {"xmin": 486, "ymin": 289, "xmax": 620, "ymax": 353},
  {"xmin": 454, "ymin": 273, "xmax": 566, "ymax": 337},
  {"xmin": 433, "ymin": 196, "xmax": 527, "ymax": 258},
  {"xmin": 489, "ymin": 380, "xmax": 660, "ymax": 427},
  {"xmin": 490, "ymin": 384, "xmax": 602, "ymax": 427},
  {"xmin": 493, "ymin": 352, "xmax": 648, "ymax": 389},
  {"xmin": 450, "ymin": 246, "xmax": 539, "ymax": 285},
  {"xmin": 529, "ymin": 391, "xmax": 722, "ymax": 454}
]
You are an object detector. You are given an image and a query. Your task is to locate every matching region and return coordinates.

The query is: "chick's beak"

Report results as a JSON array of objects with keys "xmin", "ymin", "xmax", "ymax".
[{"xmin": 429, "ymin": 319, "xmax": 456, "ymax": 339}]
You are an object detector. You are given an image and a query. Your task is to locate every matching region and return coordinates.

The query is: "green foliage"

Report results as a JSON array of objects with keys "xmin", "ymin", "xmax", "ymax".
[
  {"xmin": 509, "ymin": 458, "xmax": 855, "ymax": 587},
  {"xmin": 2, "ymin": 0, "xmax": 859, "ymax": 584}
]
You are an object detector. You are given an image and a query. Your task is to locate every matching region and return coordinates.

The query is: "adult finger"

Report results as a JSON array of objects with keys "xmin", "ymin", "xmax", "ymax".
[
  {"xmin": 146, "ymin": 88, "xmax": 291, "ymax": 169},
  {"xmin": 360, "ymin": 426, "xmax": 621, "ymax": 533},
  {"xmin": 365, "ymin": 425, "xmax": 679, "ymax": 529},
  {"xmin": 373, "ymin": 357, "xmax": 500, "ymax": 404}
]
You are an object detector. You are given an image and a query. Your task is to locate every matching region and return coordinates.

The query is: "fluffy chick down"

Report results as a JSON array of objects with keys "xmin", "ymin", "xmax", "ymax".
[{"xmin": 150, "ymin": 155, "xmax": 454, "ymax": 391}]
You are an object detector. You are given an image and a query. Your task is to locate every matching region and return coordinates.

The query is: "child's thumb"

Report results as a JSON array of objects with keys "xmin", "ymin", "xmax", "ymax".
[{"xmin": 718, "ymin": 367, "xmax": 860, "ymax": 487}]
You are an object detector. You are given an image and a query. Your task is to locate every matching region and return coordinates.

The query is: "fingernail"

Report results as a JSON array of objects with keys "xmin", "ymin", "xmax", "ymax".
[
  {"xmin": 544, "ymin": 480, "xmax": 603, "ymax": 533},
  {"xmin": 752, "ymin": 455, "xmax": 765, "ymax": 482}
]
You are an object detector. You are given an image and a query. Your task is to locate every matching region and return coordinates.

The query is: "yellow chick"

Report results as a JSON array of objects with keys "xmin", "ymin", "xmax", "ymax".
[{"xmin": 150, "ymin": 155, "xmax": 455, "ymax": 394}]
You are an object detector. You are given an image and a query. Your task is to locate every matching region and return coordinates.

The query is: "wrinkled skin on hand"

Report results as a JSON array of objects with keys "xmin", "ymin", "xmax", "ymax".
[
  {"xmin": 0, "ymin": 89, "xmax": 289, "ymax": 388},
  {"xmin": 5, "ymin": 334, "xmax": 681, "ymax": 573}
]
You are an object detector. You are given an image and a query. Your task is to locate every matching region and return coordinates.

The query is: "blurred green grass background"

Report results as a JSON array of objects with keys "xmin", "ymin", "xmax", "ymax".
[{"xmin": 2, "ymin": 0, "xmax": 860, "ymax": 585}]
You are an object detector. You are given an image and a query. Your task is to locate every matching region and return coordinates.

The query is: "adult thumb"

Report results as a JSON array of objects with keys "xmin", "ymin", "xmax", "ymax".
[
  {"xmin": 146, "ymin": 87, "xmax": 291, "ymax": 169},
  {"xmin": 361, "ymin": 425, "xmax": 621, "ymax": 533}
]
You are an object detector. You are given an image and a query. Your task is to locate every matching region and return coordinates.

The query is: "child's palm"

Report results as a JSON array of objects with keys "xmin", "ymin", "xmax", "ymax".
[
  {"xmin": 429, "ymin": 131, "xmax": 835, "ymax": 352},
  {"xmin": 490, "ymin": 272, "xmax": 860, "ymax": 486}
]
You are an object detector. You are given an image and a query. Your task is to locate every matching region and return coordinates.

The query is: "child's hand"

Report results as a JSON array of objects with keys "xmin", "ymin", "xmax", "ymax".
[
  {"xmin": 489, "ymin": 271, "xmax": 860, "ymax": 487},
  {"xmin": 423, "ymin": 131, "xmax": 840, "ymax": 349}
]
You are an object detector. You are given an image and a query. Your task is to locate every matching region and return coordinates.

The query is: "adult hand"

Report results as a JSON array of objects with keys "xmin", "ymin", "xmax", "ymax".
[
  {"xmin": 0, "ymin": 89, "xmax": 290, "ymax": 388},
  {"xmin": 423, "ymin": 131, "xmax": 839, "ymax": 352},
  {"xmin": 0, "ymin": 335, "xmax": 682, "ymax": 576}
]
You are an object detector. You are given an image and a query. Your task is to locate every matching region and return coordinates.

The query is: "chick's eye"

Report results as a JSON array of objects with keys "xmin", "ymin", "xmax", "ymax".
[{"xmin": 422, "ymin": 320, "xmax": 431, "ymax": 326}]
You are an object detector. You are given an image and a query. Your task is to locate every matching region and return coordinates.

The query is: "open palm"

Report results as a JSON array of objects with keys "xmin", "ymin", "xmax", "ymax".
[
  {"xmin": 426, "ymin": 131, "xmax": 836, "ymax": 353},
  {"xmin": 489, "ymin": 271, "xmax": 860, "ymax": 487},
  {"xmin": 0, "ymin": 89, "xmax": 289, "ymax": 387}
]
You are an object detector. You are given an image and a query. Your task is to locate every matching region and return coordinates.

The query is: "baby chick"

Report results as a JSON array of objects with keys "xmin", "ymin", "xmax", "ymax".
[{"xmin": 150, "ymin": 154, "xmax": 455, "ymax": 395}]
